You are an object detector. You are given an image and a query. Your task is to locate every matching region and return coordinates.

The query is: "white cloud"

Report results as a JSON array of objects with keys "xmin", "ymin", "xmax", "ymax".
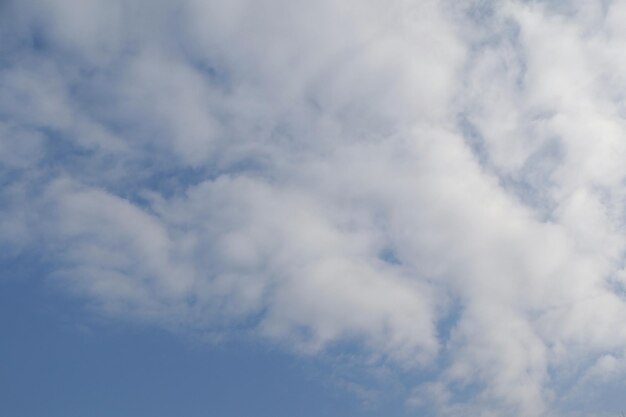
[{"xmin": 4, "ymin": 0, "xmax": 626, "ymax": 416}]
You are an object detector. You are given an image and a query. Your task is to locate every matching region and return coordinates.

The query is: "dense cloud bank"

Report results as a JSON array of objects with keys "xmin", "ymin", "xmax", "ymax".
[{"xmin": 3, "ymin": 0, "xmax": 626, "ymax": 415}]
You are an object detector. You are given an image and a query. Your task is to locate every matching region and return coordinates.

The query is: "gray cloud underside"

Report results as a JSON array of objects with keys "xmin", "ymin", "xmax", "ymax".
[{"xmin": 3, "ymin": 0, "xmax": 626, "ymax": 416}]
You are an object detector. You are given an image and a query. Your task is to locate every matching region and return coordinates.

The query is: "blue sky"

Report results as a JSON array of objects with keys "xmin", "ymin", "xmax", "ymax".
[
  {"xmin": 0, "ymin": 279, "xmax": 373, "ymax": 417},
  {"xmin": 4, "ymin": 1, "xmax": 626, "ymax": 416}
]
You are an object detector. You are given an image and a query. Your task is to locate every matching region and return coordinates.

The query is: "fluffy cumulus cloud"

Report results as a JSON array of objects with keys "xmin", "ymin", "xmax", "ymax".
[{"xmin": 4, "ymin": 0, "xmax": 626, "ymax": 415}]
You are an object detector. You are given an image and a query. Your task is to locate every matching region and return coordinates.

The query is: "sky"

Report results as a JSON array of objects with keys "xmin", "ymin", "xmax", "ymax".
[{"xmin": 3, "ymin": 0, "xmax": 626, "ymax": 416}]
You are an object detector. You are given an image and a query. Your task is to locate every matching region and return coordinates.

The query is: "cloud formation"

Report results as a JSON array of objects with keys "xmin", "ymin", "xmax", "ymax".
[{"xmin": 4, "ymin": 0, "xmax": 626, "ymax": 415}]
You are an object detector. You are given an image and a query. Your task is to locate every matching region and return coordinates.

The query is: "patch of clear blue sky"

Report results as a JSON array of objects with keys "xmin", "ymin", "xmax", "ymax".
[
  {"xmin": 0, "ymin": 275, "xmax": 357, "ymax": 417},
  {"xmin": 0, "ymin": 259, "xmax": 439, "ymax": 417}
]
